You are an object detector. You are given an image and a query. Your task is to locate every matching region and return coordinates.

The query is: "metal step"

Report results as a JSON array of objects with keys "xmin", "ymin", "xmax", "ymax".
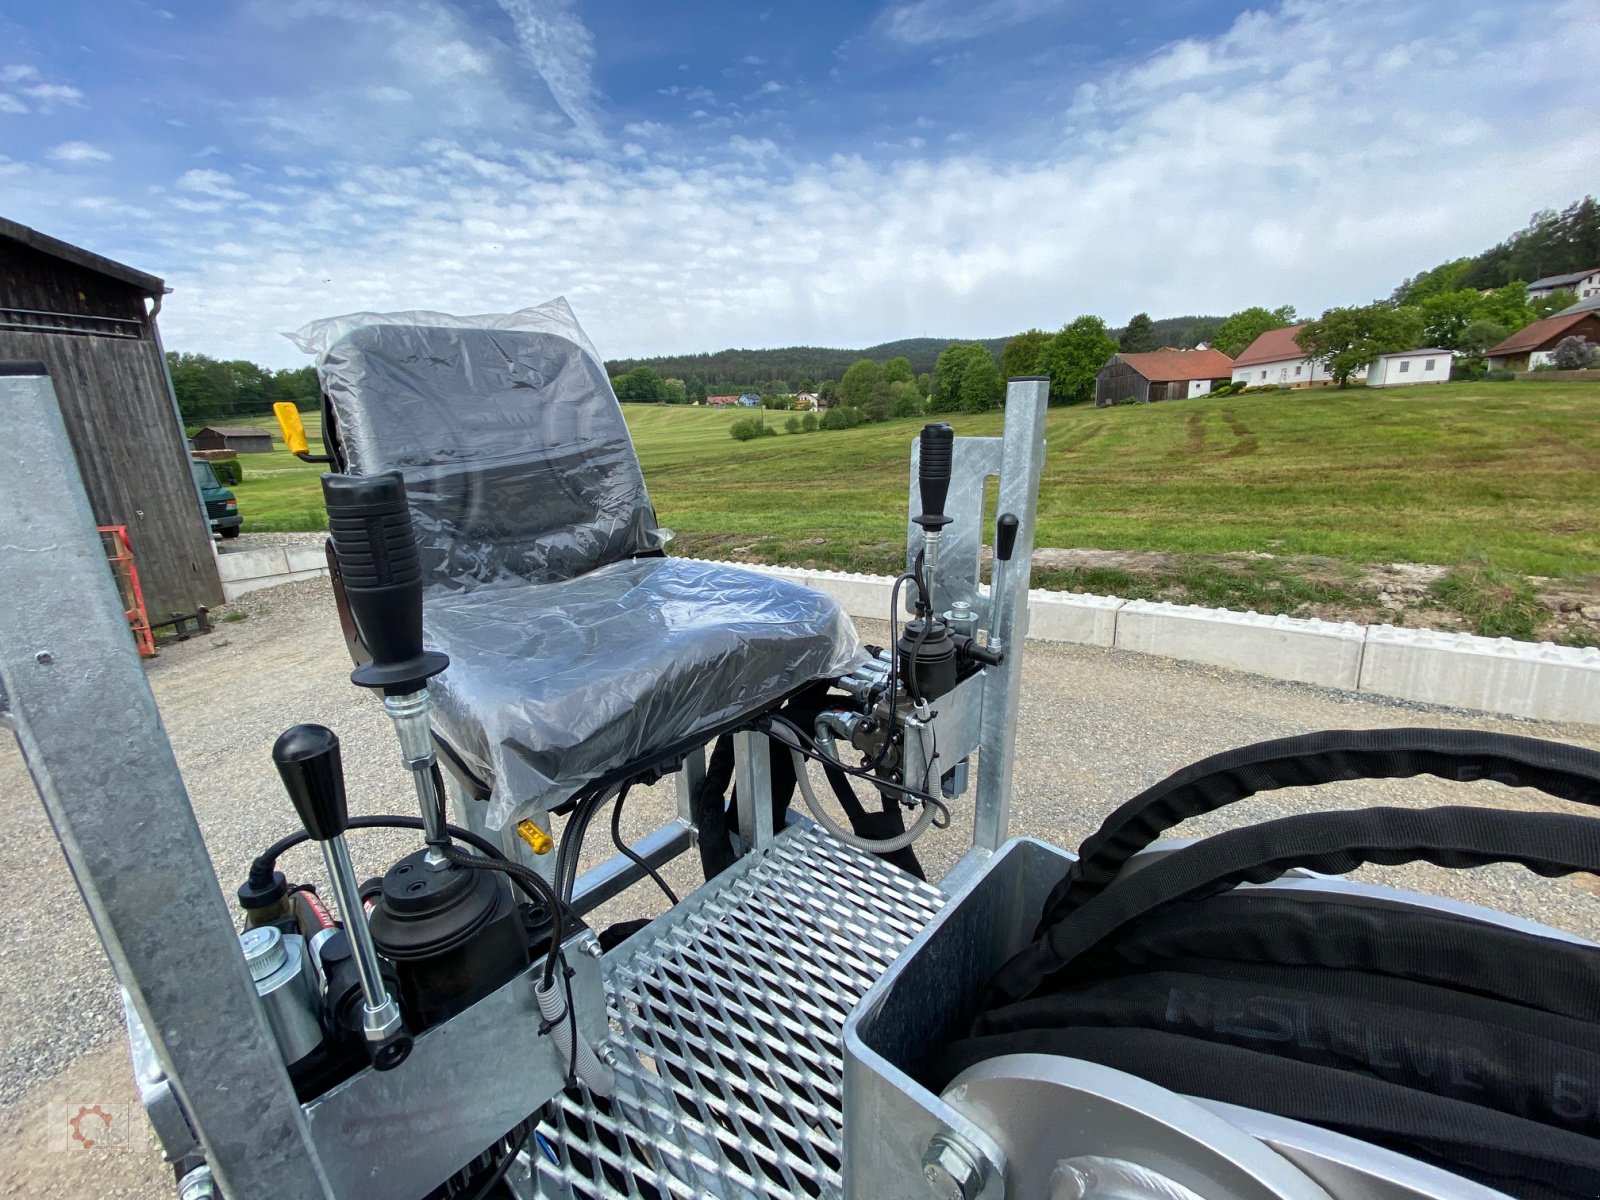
[{"xmin": 534, "ymin": 824, "xmax": 947, "ymax": 1199}]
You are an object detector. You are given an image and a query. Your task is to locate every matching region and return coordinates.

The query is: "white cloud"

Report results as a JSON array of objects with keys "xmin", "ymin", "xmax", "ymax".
[
  {"xmin": 757, "ymin": 80, "xmax": 785, "ymax": 95},
  {"xmin": 0, "ymin": 65, "xmax": 39, "ymax": 84},
  {"xmin": 4, "ymin": 0, "xmax": 1595, "ymax": 372},
  {"xmin": 22, "ymin": 83, "xmax": 84, "ymax": 107},
  {"xmin": 48, "ymin": 141, "xmax": 112, "ymax": 163},
  {"xmin": 0, "ymin": 94, "xmax": 27, "ymax": 115},
  {"xmin": 876, "ymin": 0, "xmax": 1069, "ymax": 46},
  {"xmin": 495, "ymin": 0, "xmax": 602, "ymax": 145},
  {"xmin": 177, "ymin": 168, "xmax": 249, "ymax": 199}
]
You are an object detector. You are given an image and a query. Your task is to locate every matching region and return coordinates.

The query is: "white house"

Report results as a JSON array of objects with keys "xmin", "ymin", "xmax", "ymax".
[
  {"xmin": 1366, "ymin": 349, "xmax": 1451, "ymax": 387},
  {"xmin": 1527, "ymin": 268, "xmax": 1600, "ymax": 302},
  {"xmin": 1230, "ymin": 323, "xmax": 1362, "ymax": 387}
]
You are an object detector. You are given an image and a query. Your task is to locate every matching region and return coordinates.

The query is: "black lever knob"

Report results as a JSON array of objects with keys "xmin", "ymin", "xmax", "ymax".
[
  {"xmin": 273, "ymin": 723, "xmax": 349, "ymax": 842},
  {"xmin": 322, "ymin": 472, "xmax": 448, "ymax": 694},
  {"xmin": 995, "ymin": 513, "xmax": 1020, "ymax": 561},
  {"xmin": 914, "ymin": 423, "xmax": 955, "ymax": 530}
]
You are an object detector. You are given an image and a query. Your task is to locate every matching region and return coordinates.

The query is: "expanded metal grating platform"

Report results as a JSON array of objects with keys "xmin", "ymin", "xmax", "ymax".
[{"xmin": 533, "ymin": 824, "xmax": 947, "ymax": 1200}]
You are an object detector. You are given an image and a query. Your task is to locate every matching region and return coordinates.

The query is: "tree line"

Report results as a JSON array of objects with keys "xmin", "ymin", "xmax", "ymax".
[{"xmin": 166, "ymin": 352, "xmax": 319, "ymax": 425}]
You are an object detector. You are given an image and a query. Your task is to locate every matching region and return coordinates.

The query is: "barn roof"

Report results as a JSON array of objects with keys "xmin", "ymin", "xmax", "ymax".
[
  {"xmin": 1232, "ymin": 324, "xmax": 1308, "ymax": 367},
  {"xmin": 199, "ymin": 424, "xmax": 274, "ymax": 437},
  {"xmin": 1112, "ymin": 348, "xmax": 1235, "ymax": 382},
  {"xmin": 0, "ymin": 218, "xmax": 167, "ymax": 296},
  {"xmin": 1485, "ymin": 311, "xmax": 1600, "ymax": 357}
]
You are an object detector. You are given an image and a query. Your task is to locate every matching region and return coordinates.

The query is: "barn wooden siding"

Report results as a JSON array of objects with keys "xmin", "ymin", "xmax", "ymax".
[
  {"xmin": 1094, "ymin": 357, "xmax": 1152, "ymax": 407},
  {"xmin": 0, "ymin": 231, "xmax": 223, "ymax": 620}
]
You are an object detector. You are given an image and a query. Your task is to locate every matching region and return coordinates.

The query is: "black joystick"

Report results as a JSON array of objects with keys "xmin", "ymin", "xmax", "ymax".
[
  {"xmin": 914, "ymin": 423, "xmax": 955, "ymax": 531},
  {"xmin": 995, "ymin": 513, "xmax": 1020, "ymax": 561},
  {"xmin": 273, "ymin": 724, "xmax": 411, "ymax": 1070},
  {"xmin": 322, "ymin": 472, "xmax": 448, "ymax": 695}
]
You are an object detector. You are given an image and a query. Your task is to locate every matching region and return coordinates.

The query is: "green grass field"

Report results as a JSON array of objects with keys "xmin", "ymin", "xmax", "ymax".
[{"xmin": 230, "ymin": 383, "xmax": 1600, "ymax": 637}]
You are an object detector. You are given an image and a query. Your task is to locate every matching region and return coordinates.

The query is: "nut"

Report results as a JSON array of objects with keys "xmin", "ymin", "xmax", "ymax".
[{"xmin": 921, "ymin": 1133, "xmax": 983, "ymax": 1200}]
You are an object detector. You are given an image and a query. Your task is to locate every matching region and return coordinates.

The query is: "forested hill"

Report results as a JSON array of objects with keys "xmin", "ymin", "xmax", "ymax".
[
  {"xmin": 603, "ymin": 337, "xmax": 1005, "ymax": 386},
  {"xmin": 604, "ymin": 316, "xmax": 1219, "ymax": 388}
]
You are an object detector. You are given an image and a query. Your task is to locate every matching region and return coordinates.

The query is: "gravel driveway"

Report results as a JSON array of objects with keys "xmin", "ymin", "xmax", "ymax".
[{"xmin": 3, "ymin": 577, "xmax": 1597, "ymax": 1198}]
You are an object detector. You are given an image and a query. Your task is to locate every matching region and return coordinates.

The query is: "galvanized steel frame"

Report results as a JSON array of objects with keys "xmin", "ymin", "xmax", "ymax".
[
  {"xmin": 0, "ymin": 368, "xmax": 332, "ymax": 1198},
  {"xmin": 905, "ymin": 378, "xmax": 1049, "ymax": 864}
]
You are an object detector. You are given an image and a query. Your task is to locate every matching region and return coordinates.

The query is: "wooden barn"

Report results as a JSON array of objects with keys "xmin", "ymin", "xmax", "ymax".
[
  {"xmin": 192, "ymin": 424, "xmax": 275, "ymax": 454},
  {"xmin": 0, "ymin": 218, "xmax": 222, "ymax": 623},
  {"xmin": 1095, "ymin": 348, "xmax": 1236, "ymax": 407}
]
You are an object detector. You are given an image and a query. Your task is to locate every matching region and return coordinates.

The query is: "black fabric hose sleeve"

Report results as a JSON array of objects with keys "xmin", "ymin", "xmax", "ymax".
[{"xmin": 1048, "ymin": 728, "xmax": 1600, "ymax": 925}]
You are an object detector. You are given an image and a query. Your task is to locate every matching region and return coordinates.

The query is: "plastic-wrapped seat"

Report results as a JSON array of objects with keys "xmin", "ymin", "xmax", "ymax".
[{"xmin": 289, "ymin": 300, "xmax": 861, "ymax": 830}]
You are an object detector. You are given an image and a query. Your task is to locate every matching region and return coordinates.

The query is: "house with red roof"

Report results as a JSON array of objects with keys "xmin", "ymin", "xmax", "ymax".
[
  {"xmin": 1485, "ymin": 309, "xmax": 1600, "ymax": 372},
  {"xmin": 1229, "ymin": 323, "xmax": 1357, "ymax": 388},
  {"xmin": 1094, "ymin": 348, "xmax": 1235, "ymax": 407}
]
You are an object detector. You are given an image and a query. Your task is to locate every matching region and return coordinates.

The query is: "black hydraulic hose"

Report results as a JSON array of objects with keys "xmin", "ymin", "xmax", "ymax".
[{"xmin": 611, "ymin": 783, "xmax": 680, "ymax": 905}]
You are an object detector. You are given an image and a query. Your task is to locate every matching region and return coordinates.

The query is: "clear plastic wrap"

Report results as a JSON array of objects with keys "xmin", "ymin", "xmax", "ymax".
[
  {"xmin": 288, "ymin": 299, "xmax": 666, "ymax": 594},
  {"xmin": 426, "ymin": 556, "xmax": 861, "ymax": 825},
  {"xmin": 289, "ymin": 302, "xmax": 863, "ymax": 826}
]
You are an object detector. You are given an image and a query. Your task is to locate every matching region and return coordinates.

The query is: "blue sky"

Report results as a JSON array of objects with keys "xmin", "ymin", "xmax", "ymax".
[{"xmin": 2, "ymin": 0, "xmax": 1596, "ymax": 366}]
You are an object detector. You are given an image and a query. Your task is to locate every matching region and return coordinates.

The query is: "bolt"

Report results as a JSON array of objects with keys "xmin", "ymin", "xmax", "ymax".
[
  {"xmin": 921, "ymin": 1133, "xmax": 984, "ymax": 1200},
  {"xmin": 581, "ymin": 935, "xmax": 603, "ymax": 959},
  {"xmin": 596, "ymin": 1043, "xmax": 620, "ymax": 1067},
  {"xmin": 34, "ymin": 651, "xmax": 53, "ymax": 665}
]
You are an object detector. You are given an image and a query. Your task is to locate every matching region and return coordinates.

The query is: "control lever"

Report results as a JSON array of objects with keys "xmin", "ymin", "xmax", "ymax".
[
  {"xmin": 322, "ymin": 472, "xmax": 453, "ymax": 863},
  {"xmin": 913, "ymin": 423, "xmax": 954, "ymax": 614},
  {"xmin": 988, "ymin": 513, "xmax": 1021, "ymax": 656},
  {"xmin": 273, "ymin": 723, "xmax": 412, "ymax": 1071}
]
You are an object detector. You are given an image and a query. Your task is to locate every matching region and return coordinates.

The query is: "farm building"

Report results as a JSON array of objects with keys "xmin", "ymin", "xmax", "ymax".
[
  {"xmin": 1230, "ymin": 323, "xmax": 1359, "ymax": 387},
  {"xmin": 1094, "ymin": 348, "xmax": 1234, "ymax": 407},
  {"xmin": 192, "ymin": 424, "xmax": 275, "ymax": 453},
  {"xmin": 705, "ymin": 394, "xmax": 738, "ymax": 407},
  {"xmin": 0, "ymin": 218, "xmax": 221, "ymax": 623},
  {"xmin": 1526, "ymin": 267, "xmax": 1600, "ymax": 302},
  {"xmin": 1486, "ymin": 309, "xmax": 1600, "ymax": 371},
  {"xmin": 1367, "ymin": 349, "xmax": 1451, "ymax": 387}
]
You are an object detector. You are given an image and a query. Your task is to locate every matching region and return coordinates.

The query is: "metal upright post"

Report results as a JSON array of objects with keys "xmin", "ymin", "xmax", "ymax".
[
  {"xmin": 971, "ymin": 378, "xmax": 1048, "ymax": 852},
  {"xmin": 0, "ymin": 366, "xmax": 331, "ymax": 1198},
  {"xmin": 732, "ymin": 730, "xmax": 774, "ymax": 851}
]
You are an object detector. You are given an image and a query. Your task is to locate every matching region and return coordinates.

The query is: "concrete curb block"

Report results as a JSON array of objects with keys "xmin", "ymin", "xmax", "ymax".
[
  {"xmin": 216, "ymin": 546, "xmax": 328, "ymax": 601},
  {"xmin": 1359, "ymin": 625, "xmax": 1600, "ymax": 725},
  {"xmin": 684, "ymin": 559, "xmax": 1597, "ymax": 725},
  {"xmin": 1114, "ymin": 600, "xmax": 1367, "ymax": 691}
]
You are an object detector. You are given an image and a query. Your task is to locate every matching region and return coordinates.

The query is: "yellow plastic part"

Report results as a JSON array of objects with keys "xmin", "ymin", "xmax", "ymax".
[
  {"xmin": 516, "ymin": 819, "xmax": 553, "ymax": 855},
  {"xmin": 273, "ymin": 402, "xmax": 310, "ymax": 456}
]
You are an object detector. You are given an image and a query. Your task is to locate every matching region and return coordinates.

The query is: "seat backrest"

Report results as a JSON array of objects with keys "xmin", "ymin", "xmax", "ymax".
[{"xmin": 308, "ymin": 312, "xmax": 661, "ymax": 596}]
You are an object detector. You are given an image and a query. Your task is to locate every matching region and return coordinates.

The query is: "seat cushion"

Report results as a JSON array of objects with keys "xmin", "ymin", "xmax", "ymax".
[{"xmin": 423, "ymin": 557, "xmax": 863, "ymax": 828}]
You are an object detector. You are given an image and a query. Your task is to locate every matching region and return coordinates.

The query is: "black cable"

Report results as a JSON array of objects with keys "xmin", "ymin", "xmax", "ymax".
[
  {"xmin": 554, "ymin": 781, "xmax": 616, "ymax": 906},
  {"xmin": 430, "ymin": 842, "xmax": 565, "ymax": 985},
  {"xmin": 907, "ymin": 549, "xmax": 932, "ymax": 703},
  {"xmin": 250, "ymin": 815, "xmax": 507, "ymax": 885},
  {"xmin": 461, "ymin": 1116, "xmax": 533, "ymax": 1200},
  {"xmin": 610, "ymin": 782, "xmax": 681, "ymax": 905},
  {"xmin": 559, "ymin": 950, "xmax": 580, "ymax": 1089}
]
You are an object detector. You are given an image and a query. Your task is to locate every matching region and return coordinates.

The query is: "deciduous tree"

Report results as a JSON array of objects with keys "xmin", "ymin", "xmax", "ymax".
[
  {"xmin": 839, "ymin": 359, "xmax": 883, "ymax": 409},
  {"xmin": 1294, "ymin": 304, "xmax": 1425, "ymax": 387},
  {"xmin": 1036, "ymin": 317, "xmax": 1117, "ymax": 405},
  {"xmin": 1212, "ymin": 305, "xmax": 1297, "ymax": 358},
  {"xmin": 1000, "ymin": 329, "xmax": 1050, "ymax": 378}
]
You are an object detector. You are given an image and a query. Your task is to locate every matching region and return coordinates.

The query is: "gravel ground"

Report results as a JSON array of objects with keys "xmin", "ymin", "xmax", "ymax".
[{"xmin": 3, "ymin": 579, "xmax": 1598, "ymax": 1197}]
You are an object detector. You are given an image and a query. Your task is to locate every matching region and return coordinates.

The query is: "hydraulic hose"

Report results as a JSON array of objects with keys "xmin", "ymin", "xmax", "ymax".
[
  {"xmin": 534, "ymin": 973, "xmax": 615, "ymax": 1097},
  {"xmin": 769, "ymin": 724, "xmax": 939, "ymax": 853}
]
